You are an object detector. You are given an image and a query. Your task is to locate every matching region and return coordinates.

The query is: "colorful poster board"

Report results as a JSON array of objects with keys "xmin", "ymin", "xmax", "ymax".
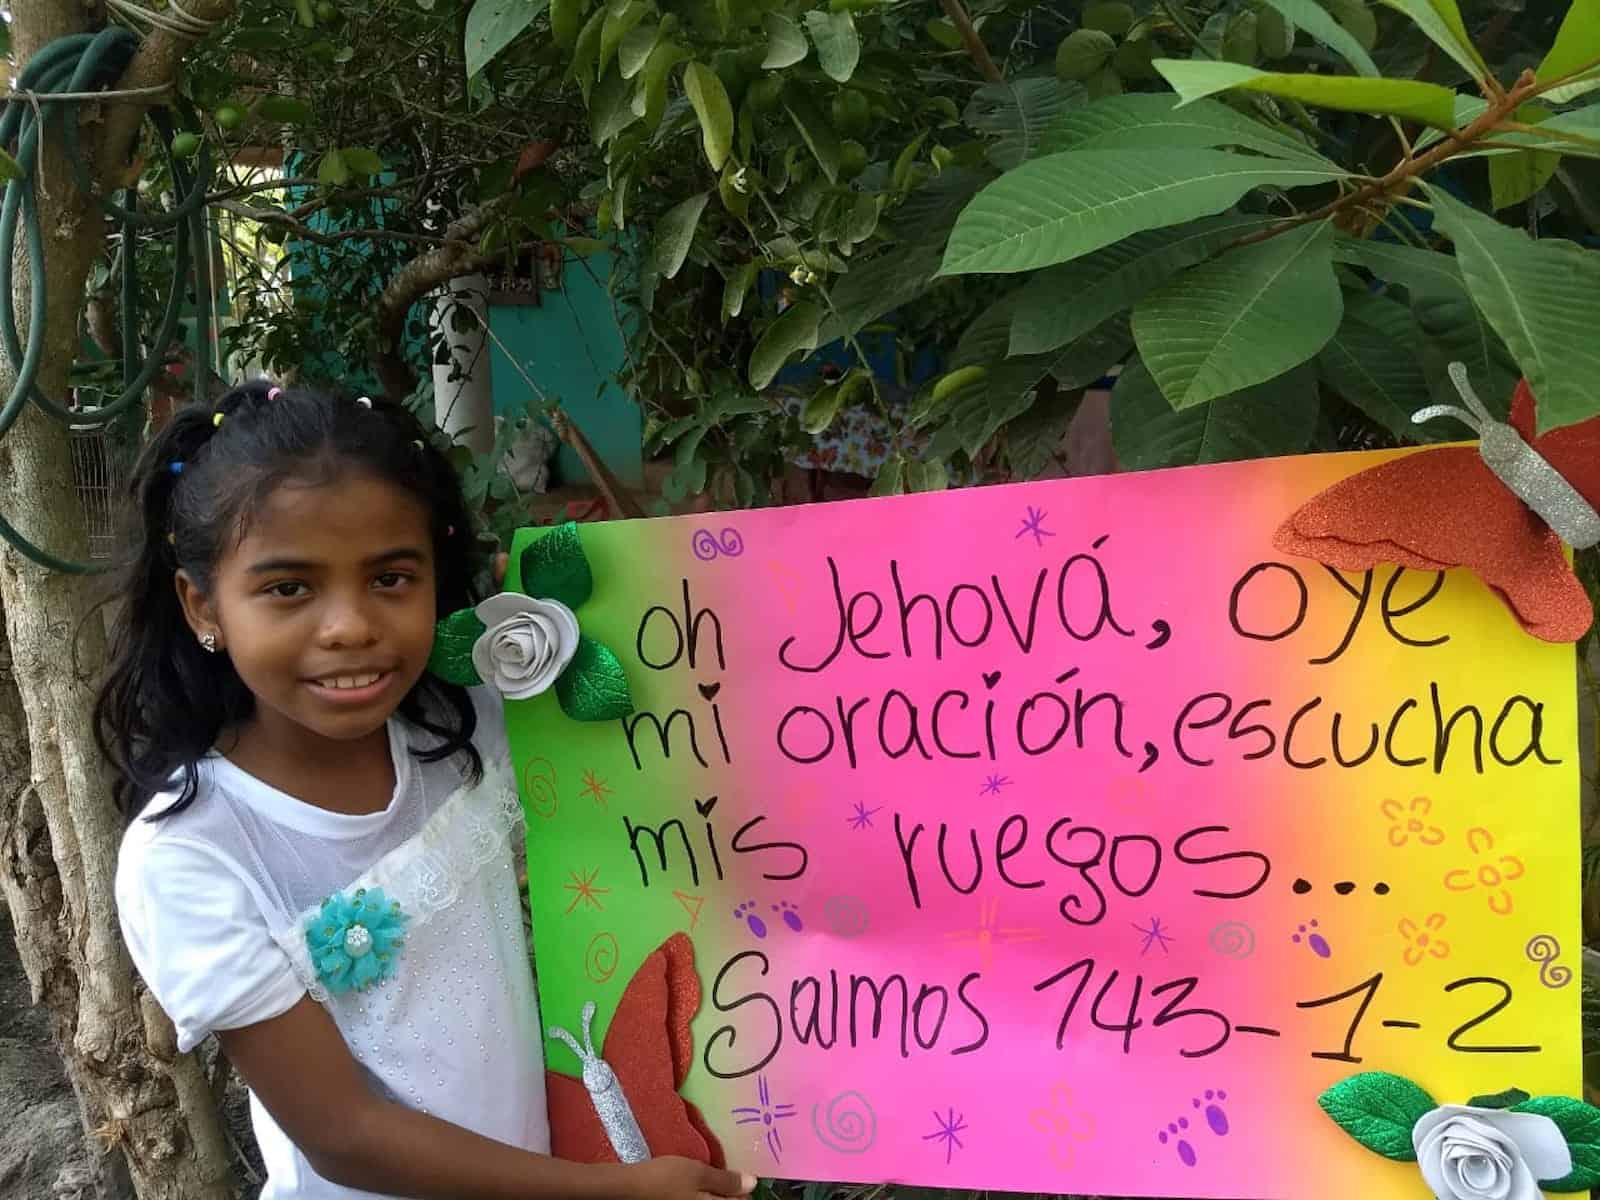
[{"xmin": 507, "ymin": 448, "xmax": 1580, "ymax": 1199}]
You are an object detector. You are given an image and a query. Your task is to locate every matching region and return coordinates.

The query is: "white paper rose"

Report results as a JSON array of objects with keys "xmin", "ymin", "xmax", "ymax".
[
  {"xmin": 470, "ymin": 592, "xmax": 580, "ymax": 701},
  {"xmin": 1413, "ymin": 1105, "xmax": 1573, "ymax": 1200}
]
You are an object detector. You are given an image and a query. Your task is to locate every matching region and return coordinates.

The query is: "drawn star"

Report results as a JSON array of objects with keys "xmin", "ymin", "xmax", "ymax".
[
  {"xmin": 563, "ymin": 867, "xmax": 611, "ymax": 915},
  {"xmin": 1133, "ymin": 916, "xmax": 1175, "ymax": 956},
  {"xmin": 1016, "ymin": 505, "xmax": 1054, "ymax": 547},
  {"xmin": 979, "ymin": 773, "xmax": 1013, "ymax": 797},
  {"xmin": 846, "ymin": 799, "xmax": 882, "ymax": 831},
  {"xmin": 731, "ymin": 1075, "xmax": 796, "ymax": 1164},
  {"xmin": 579, "ymin": 768, "xmax": 612, "ymax": 809},
  {"xmin": 923, "ymin": 1107, "xmax": 968, "ymax": 1165},
  {"xmin": 945, "ymin": 898, "xmax": 1043, "ymax": 971}
]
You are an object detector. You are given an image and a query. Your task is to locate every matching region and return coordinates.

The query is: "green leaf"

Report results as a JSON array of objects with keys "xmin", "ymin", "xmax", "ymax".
[
  {"xmin": 569, "ymin": 6, "xmax": 606, "ymax": 99},
  {"xmin": 1489, "ymin": 148, "xmax": 1562, "ymax": 210},
  {"xmin": 1315, "ymin": 1072, "xmax": 1437, "ymax": 1161},
  {"xmin": 1112, "ymin": 358, "xmax": 1317, "ymax": 467},
  {"xmin": 1005, "ymin": 389, "xmax": 1085, "ymax": 479},
  {"xmin": 784, "ymin": 91, "xmax": 843, "ymax": 182},
  {"xmin": 1375, "ymin": 0, "xmax": 1489, "ymax": 84},
  {"xmin": 339, "ymin": 146, "xmax": 383, "ymax": 176},
  {"xmin": 869, "ymin": 458, "xmax": 904, "ymax": 496},
  {"xmin": 941, "ymin": 149, "xmax": 1344, "ymax": 276},
  {"xmin": 1316, "ymin": 295, "xmax": 1435, "ymax": 439},
  {"xmin": 590, "ymin": 65, "xmax": 640, "ymax": 144},
  {"xmin": 617, "ymin": 18, "xmax": 658, "ymax": 79},
  {"xmin": 1412, "ymin": 290, "xmax": 1520, "ymax": 418},
  {"xmin": 749, "ymin": 300, "xmax": 822, "ymax": 389},
  {"xmin": 966, "ymin": 77, "xmax": 1086, "ymax": 170},
  {"xmin": 427, "ymin": 607, "xmax": 487, "ymax": 686},
  {"xmin": 1336, "ymin": 238, "xmax": 1466, "ymax": 299},
  {"xmin": 804, "ymin": 8, "xmax": 860, "ymax": 83},
  {"xmin": 598, "ymin": 0, "xmax": 648, "ymax": 76},
  {"xmin": 683, "ymin": 61, "xmax": 734, "ymax": 171},
  {"xmin": 653, "ymin": 191, "xmax": 708, "ymax": 280},
  {"xmin": 1010, "ymin": 213, "xmax": 1274, "ymax": 355},
  {"xmin": 520, "ymin": 522, "xmax": 594, "ymax": 609},
  {"xmin": 817, "ymin": 239, "xmax": 945, "ymax": 342},
  {"xmin": 1511, "ymin": 1095, "xmax": 1600, "ymax": 1190},
  {"xmin": 1538, "ymin": 0, "xmax": 1600, "ymax": 101},
  {"xmin": 801, "ymin": 369, "xmax": 871, "ymax": 434},
  {"xmin": 1154, "ymin": 59, "xmax": 1458, "ymax": 129},
  {"xmin": 562, "ymin": 236, "xmax": 609, "ymax": 257},
  {"xmin": 1133, "ymin": 219, "xmax": 1342, "ymax": 408},
  {"xmin": 0, "ymin": 149, "xmax": 23, "ymax": 183},
  {"xmin": 761, "ymin": 12, "xmax": 808, "ymax": 68},
  {"xmin": 1039, "ymin": 92, "xmax": 1328, "ymax": 164},
  {"xmin": 1256, "ymin": 0, "xmax": 1379, "ymax": 75},
  {"xmin": 555, "ymin": 636, "xmax": 635, "ymax": 721},
  {"xmin": 1423, "ymin": 182, "xmax": 1600, "ymax": 430},
  {"xmin": 317, "ymin": 148, "xmax": 351, "ymax": 186},
  {"xmin": 464, "ymin": 0, "xmax": 549, "ymax": 77},
  {"xmin": 722, "ymin": 260, "xmax": 760, "ymax": 322},
  {"xmin": 1466, "ymin": 1088, "xmax": 1532, "ymax": 1110}
]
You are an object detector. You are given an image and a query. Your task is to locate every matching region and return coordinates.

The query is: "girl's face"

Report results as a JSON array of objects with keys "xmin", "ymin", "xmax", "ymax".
[{"xmin": 176, "ymin": 472, "xmax": 439, "ymax": 751}]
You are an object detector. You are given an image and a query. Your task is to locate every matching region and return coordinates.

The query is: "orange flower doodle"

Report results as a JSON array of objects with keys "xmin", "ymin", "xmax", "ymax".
[
  {"xmin": 1398, "ymin": 913, "xmax": 1450, "ymax": 965},
  {"xmin": 1443, "ymin": 827, "xmax": 1524, "ymax": 915},
  {"xmin": 1381, "ymin": 796, "xmax": 1444, "ymax": 848},
  {"xmin": 1029, "ymin": 1083, "xmax": 1095, "ymax": 1170}
]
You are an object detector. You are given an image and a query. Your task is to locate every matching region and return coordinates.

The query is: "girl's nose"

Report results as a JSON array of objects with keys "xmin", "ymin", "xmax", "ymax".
[{"xmin": 318, "ymin": 597, "xmax": 380, "ymax": 648}]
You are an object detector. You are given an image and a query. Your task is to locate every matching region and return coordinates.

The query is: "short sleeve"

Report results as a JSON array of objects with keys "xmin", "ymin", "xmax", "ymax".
[
  {"xmin": 116, "ymin": 825, "xmax": 305, "ymax": 1053},
  {"xmin": 469, "ymin": 684, "xmax": 512, "ymax": 769}
]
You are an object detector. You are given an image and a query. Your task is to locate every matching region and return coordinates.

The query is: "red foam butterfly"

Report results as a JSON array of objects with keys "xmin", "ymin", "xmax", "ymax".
[
  {"xmin": 1274, "ymin": 377, "xmax": 1600, "ymax": 643},
  {"xmin": 545, "ymin": 932, "xmax": 726, "ymax": 1166}
]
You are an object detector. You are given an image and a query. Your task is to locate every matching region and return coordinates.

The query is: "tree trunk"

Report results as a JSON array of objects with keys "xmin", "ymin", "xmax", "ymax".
[{"xmin": 0, "ymin": 0, "xmax": 235, "ymax": 1195}]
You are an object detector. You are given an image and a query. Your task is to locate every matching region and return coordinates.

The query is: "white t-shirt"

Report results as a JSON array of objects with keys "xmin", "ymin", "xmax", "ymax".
[{"xmin": 115, "ymin": 688, "xmax": 550, "ymax": 1199}]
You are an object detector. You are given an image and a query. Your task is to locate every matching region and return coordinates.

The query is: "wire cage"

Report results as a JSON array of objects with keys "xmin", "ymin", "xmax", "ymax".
[{"xmin": 69, "ymin": 423, "xmax": 125, "ymax": 561}]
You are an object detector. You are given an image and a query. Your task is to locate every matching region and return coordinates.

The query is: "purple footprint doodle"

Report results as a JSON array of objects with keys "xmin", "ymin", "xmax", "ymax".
[
  {"xmin": 1292, "ymin": 920, "xmax": 1331, "ymax": 958},
  {"xmin": 1157, "ymin": 1089, "xmax": 1228, "ymax": 1166},
  {"xmin": 772, "ymin": 901, "xmax": 803, "ymax": 933},
  {"xmin": 733, "ymin": 901, "xmax": 767, "ymax": 938}
]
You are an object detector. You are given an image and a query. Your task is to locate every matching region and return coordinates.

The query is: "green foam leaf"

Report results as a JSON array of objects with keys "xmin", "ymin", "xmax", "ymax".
[
  {"xmin": 555, "ymin": 636, "xmax": 635, "ymax": 722},
  {"xmin": 1512, "ymin": 1095, "xmax": 1600, "ymax": 1191},
  {"xmin": 520, "ymin": 522, "xmax": 593, "ymax": 610},
  {"xmin": 427, "ymin": 607, "xmax": 486, "ymax": 686},
  {"xmin": 1317, "ymin": 1072, "xmax": 1437, "ymax": 1161}
]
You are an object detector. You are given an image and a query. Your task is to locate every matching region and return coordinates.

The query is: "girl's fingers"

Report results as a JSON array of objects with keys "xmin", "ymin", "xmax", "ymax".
[
  {"xmin": 700, "ymin": 1167, "xmax": 756, "ymax": 1197},
  {"xmin": 493, "ymin": 552, "xmax": 508, "ymax": 586}
]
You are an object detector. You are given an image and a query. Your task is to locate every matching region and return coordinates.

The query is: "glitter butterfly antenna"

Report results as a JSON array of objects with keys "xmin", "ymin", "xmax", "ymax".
[{"xmin": 1274, "ymin": 365, "xmax": 1600, "ymax": 643}]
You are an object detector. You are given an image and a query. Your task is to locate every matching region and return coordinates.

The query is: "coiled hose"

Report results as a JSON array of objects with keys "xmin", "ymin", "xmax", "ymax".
[{"xmin": 0, "ymin": 26, "xmax": 212, "ymax": 572}]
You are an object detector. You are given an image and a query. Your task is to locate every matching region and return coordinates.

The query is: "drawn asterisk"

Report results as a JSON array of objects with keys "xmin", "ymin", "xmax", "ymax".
[
  {"xmin": 579, "ymin": 769, "xmax": 612, "ymax": 809},
  {"xmin": 979, "ymin": 773, "xmax": 1012, "ymax": 797},
  {"xmin": 923, "ymin": 1107, "xmax": 968, "ymax": 1164},
  {"xmin": 563, "ymin": 867, "xmax": 611, "ymax": 914},
  {"xmin": 1016, "ymin": 506, "xmax": 1054, "ymax": 547},
  {"xmin": 1133, "ymin": 916, "xmax": 1175, "ymax": 956},
  {"xmin": 731, "ymin": 1075, "xmax": 796, "ymax": 1164},
  {"xmin": 846, "ymin": 799, "xmax": 882, "ymax": 831}
]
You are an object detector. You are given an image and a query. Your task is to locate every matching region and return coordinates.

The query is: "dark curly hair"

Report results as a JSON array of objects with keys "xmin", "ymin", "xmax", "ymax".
[{"xmin": 94, "ymin": 380, "xmax": 485, "ymax": 819}]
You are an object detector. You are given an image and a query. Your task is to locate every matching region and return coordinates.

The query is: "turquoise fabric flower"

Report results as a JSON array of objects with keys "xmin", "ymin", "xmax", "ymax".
[{"xmin": 305, "ymin": 887, "xmax": 409, "ymax": 994}]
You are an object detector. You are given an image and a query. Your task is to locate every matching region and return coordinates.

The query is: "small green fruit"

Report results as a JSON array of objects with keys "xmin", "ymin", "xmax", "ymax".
[
  {"xmin": 1221, "ymin": 11, "xmax": 1258, "ymax": 64},
  {"xmin": 746, "ymin": 75, "xmax": 783, "ymax": 115},
  {"xmin": 1082, "ymin": 1, "xmax": 1134, "ymax": 36},
  {"xmin": 930, "ymin": 144, "xmax": 954, "ymax": 171},
  {"xmin": 1258, "ymin": 7, "xmax": 1295, "ymax": 57},
  {"xmin": 214, "ymin": 104, "xmax": 246, "ymax": 131},
  {"xmin": 925, "ymin": 17, "xmax": 962, "ymax": 48},
  {"xmin": 170, "ymin": 131, "xmax": 201, "ymax": 158},
  {"xmin": 837, "ymin": 139, "xmax": 867, "ymax": 180},
  {"xmin": 830, "ymin": 90, "xmax": 870, "ymax": 137},
  {"xmin": 1112, "ymin": 37, "xmax": 1156, "ymax": 79},
  {"xmin": 1320, "ymin": 0, "xmax": 1377, "ymax": 49},
  {"xmin": 315, "ymin": 0, "xmax": 337, "ymax": 22},
  {"xmin": 1056, "ymin": 28, "xmax": 1115, "ymax": 82}
]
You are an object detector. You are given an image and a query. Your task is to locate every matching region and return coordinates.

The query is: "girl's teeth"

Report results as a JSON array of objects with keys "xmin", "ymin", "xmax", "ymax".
[{"xmin": 321, "ymin": 673, "xmax": 380, "ymax": 690}]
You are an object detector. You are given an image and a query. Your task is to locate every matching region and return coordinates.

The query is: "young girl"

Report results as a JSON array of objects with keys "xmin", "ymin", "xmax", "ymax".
[{"xmin": 98, "ymin": 381, "xmax": 756, "ymax": 1200}]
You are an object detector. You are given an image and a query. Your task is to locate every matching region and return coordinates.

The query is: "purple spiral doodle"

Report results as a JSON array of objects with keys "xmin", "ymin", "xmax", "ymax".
[
  {"xmin": 1525, "ymin": 934, "xmax": 1572, "ymax": 988},
  {"xmin": 691, "ymin": 527, "xmax": 745, "ymax": 561}
]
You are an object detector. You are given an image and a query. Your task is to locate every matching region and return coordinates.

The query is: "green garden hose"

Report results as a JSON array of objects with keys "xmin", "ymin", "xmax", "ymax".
[{"xmin": 0, "ymin": 26, "xmax": 212, "ymax": 573}]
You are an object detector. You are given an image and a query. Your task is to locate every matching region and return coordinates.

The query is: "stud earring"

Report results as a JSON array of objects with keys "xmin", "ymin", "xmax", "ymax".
[{"xmin": 199, "ymin": 632, "xmax": 218, "ymax": 653}]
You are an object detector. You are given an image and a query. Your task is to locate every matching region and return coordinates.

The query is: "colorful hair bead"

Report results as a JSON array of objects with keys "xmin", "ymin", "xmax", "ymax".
[
  {"xmin": 355, "ymin": 396, "xmax": 373, "ymax": 409},
  {"xmin": 168, "ymin": 461, "xmax": 184, "ymax": 475},
  {"xmin": 212, "ymin": 412, "xmax": 224, "ymax": 427}
]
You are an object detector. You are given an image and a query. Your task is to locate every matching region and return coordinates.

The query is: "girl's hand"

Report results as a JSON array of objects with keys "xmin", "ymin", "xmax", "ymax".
[
  {"xmin": 493, "ymin": 552, "xmax": 509, "ymax": 588},
  {"xmin": 623, "ymin": 1158, "xmax": 756, "ymax": 1200}
]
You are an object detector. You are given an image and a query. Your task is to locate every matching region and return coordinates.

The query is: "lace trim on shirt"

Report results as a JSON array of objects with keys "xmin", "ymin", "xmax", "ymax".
[{"xmin": 273, "ymin": 760, "xmax": 522, "ymax": 999}]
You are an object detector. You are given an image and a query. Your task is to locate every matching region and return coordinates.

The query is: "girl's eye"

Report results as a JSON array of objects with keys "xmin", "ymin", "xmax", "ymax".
[
  {"xmin": 265, "ymin": 581, "xmax": 307, "ymax": 599},
  {"xmin": 374, "ymin": 571, "xmax": 412, "ymax": 589}
]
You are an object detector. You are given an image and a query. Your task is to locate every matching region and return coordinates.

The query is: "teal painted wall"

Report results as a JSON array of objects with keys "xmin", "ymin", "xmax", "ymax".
[{"xmin": 487, "ymin": 246, "xmax": 642, "ymax": 489}]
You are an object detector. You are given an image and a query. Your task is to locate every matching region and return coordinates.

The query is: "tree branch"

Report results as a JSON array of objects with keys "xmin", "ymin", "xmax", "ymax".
[
  {"xmin": 938, "ymin": 0, "xmax": 1003, "ymax": 83},
  {"xmin": 98, "ymin": 0, "xmax": 239, "ymax": 181}
]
